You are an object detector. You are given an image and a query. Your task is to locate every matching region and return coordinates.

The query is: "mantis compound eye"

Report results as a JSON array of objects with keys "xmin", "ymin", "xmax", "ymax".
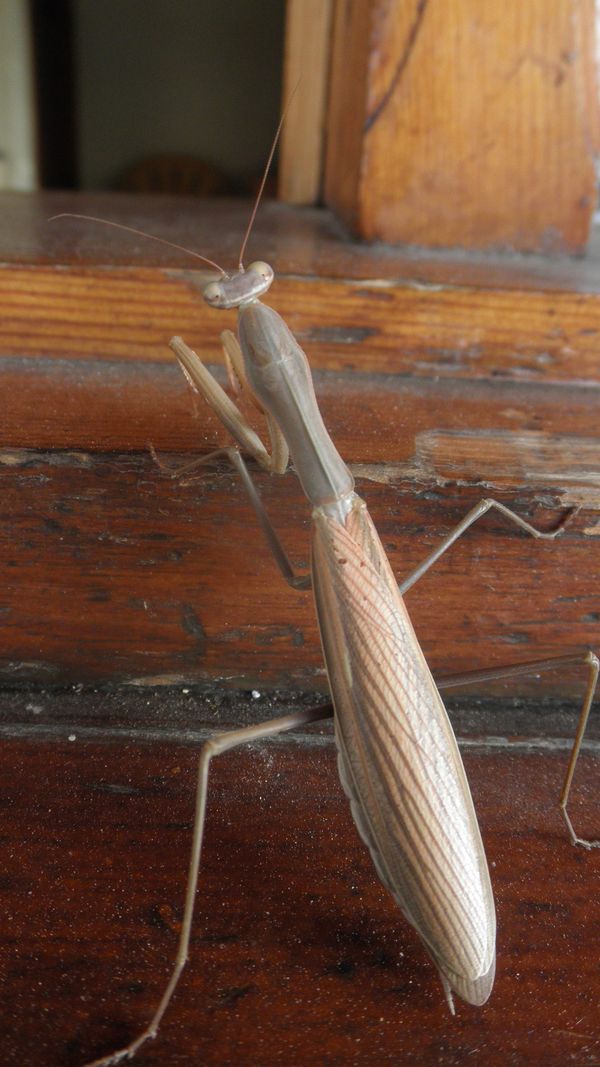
[
  {"xmin": 246, "ymin": 261, "xmax": 274, "ymax": 286},
  {"xmin": 203, "ymin": 281, "xmax": 225, "ymax": 306}
]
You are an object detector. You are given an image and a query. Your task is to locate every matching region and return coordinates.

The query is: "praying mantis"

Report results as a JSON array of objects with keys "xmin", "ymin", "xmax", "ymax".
[{"xmin": 53, "ymin": 164, "xmax": 598, "ymax": 1067}]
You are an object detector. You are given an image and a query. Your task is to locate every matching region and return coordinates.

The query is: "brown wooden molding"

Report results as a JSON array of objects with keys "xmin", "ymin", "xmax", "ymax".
[{"xmin": 325, "ymin": 0, "xmax": 599, "ymax": 252}]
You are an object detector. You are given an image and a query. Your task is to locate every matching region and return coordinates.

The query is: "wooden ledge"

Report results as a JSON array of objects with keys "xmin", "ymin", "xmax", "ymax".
[
  {"xmin": 1, "ymin": 192, "xmax": 598, "ymax": 687},
  {"xmin": 2, "ymin": 722, "xmax": 599, "ymax": 1066},
  {"xmin": 2, "ymin": 192, "xmax": 600, "ymax": 384}
]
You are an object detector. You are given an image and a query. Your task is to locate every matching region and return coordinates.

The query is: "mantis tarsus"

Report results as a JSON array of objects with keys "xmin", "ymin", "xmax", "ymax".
[{"xmin": 53, "ymin": 186, "xmax": 598, "ymax": 1067}]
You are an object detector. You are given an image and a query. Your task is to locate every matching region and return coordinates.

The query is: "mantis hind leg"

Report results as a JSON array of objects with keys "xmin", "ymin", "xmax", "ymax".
[
  {"xmin": 436, "ymin": 651, "xmax": 599, "ymax": 850},
  {"xmin": 83, "ymin": 703, "xmax": 333, "ymax": 1067},
  {"xmin": 398, "ymin": 497, "xmax": 580, "ymax": 596},
  {"xmin": 395, "ymin": 499, "xmax": 596, "ymax": 847}
]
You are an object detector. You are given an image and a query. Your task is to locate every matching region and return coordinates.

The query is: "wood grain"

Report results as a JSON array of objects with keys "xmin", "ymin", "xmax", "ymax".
[
  {"xmin": 3, "ymin": 354, "xmax": 600, "ymax": 458},
  {"xmin": 0, "ymin": 452, "xmax": 597, "ymax": 688},
  {"xmin": 2, "ymin": 728, "xmax": 599, "ymax": 1066},
  {"xmin": 3, "ymin": 195, "xmax": 600, "ymax": 386},
  {"xmin": 5, "ymin": 261, "xmax": 600, "ymax": 383},
  {"xmin": 5, "ymin": 260, "xmax": 600, "ymax": 384},
  {"xmin": 1, "ymin": 193, "xmax": 599, "ymax": 688},
  {"xmin": 325, "ymin": 0, "xmax": 599, "ymax": 252}
]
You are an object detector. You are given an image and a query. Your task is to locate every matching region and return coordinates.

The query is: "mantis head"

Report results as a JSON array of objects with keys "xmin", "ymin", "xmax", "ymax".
[{"xmin": 203, "ymin": 262, "xmax": 274, "ymax": 310}]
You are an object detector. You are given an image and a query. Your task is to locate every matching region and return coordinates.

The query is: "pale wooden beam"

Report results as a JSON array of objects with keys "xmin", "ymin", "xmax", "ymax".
[{"xmin": 278, "ymin": 0, "xmax": 334, "ymax": 205}]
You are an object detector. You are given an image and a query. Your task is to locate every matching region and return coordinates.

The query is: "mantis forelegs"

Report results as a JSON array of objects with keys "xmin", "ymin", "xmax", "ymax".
[
  {"xmin": 153, "ymin": 441, "xmax": 310, "ymax": 591},
  {"xmin": 170, "ymin": 334, "xmax": 289, "ymax": 474}
]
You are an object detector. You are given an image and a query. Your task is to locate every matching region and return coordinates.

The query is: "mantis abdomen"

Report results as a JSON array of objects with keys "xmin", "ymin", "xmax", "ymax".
[{"xmin": 312, "ymin": 497, "xmax": 496, "ymax": 1007}]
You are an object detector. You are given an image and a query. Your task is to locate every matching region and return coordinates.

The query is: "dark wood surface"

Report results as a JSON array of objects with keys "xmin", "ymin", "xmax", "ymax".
[
  {"xmin": 1, "ymin": 194, "xmax": 599, "ymax": 1064},
  {"xmin": 0, "ymin": 451, "xmax": 597, "ymax": 689},
  {"xmin": 1, "ymin": 194, "xmax": 599, "ymax": 689},
  {"xmin": 2, "ymin": 694, "xmax": 599, "ymax": 1067}
]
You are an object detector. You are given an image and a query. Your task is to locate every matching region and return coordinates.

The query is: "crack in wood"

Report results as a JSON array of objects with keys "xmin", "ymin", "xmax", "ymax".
[{"xmin": 364, "ymin": 0, "xmax": 430, "ymax": 133}]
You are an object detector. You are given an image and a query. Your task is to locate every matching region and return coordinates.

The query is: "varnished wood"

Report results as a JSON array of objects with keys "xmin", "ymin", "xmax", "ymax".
[
  {"xmin": 5, "ymin": 259, "xmax": 600, "ymax": 383},
  {"xmin": 1, "ymin": 113, "xmax": 599, "ymax": 1067},
  {"xmin": 0, "ymin": 453, "xmax": 597, "ymax": 688},
  {"xmin": 325, "ymin": 0, "xmax": 599, "ymax": 252},
  {"xmin": 3, "ymin": 194, "xmax": 600, "ymax": 385},
  {"xmin": 2, "ymin": 722, "xmax": 599, "ymax": 1066},
  {"xmin": 0, "ymin": 192, "xmax": 598, "ymax": 687},
  {"xmin": 7, "ymin": 190, "xmax": 600, "ymax": 290},
  {"xmin": 2, "ymin": 355, "xmax": 600, "ymax": 461}
]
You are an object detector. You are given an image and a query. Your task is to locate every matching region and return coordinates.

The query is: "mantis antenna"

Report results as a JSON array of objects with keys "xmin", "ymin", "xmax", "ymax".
[
  {"xmin": 48, "ymin": 213, "xmax": 228, "ymax": 276},
  {"xmin": 237, "ymin": 79, "xmax": 301, "ymax": 272},
  {"xmin": 50, "ymin": 82, "xmax": 300, "ymax": 278}
]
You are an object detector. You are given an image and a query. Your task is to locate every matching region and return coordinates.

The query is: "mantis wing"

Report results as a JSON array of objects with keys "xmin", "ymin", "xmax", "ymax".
[{"xmin": 311, "ymin": 496, "xmax": 496, "ymax": 1006}]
